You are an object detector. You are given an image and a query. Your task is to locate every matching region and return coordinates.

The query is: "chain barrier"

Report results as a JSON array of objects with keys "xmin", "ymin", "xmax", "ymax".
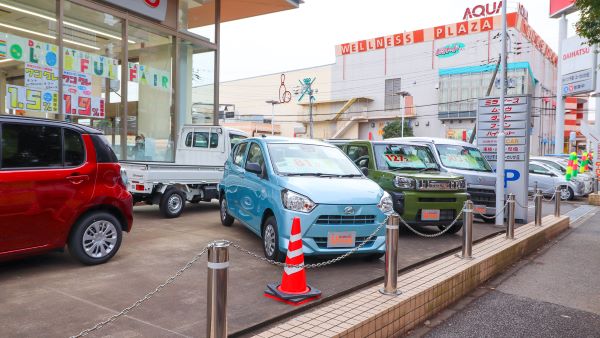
[
  {"xmin": 232, "ymin": 215, "xmax": 389, "ymax": 269},
  {"xmin": 542, "ymin": 190, "xmax": 558, "ymax": 202},
  {"xmin": 515, "ymin": 199, "xmax": 536, "ymax": 209},
  {"xmin": 396, "ymin": 209, "xmax": 464, "ymax": 238},
  {"xmin": 70, "ymin": 246, "xmax": 210, "ymax": 338},
  {"xmin": 473, "ymin": 201, "xmax": 509, "ymax": 220}
]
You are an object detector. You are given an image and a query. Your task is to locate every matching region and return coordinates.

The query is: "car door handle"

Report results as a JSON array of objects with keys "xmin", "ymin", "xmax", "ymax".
[{"xmin": 66, "ymin": 175, "xmax": 89, "ymax": 185}]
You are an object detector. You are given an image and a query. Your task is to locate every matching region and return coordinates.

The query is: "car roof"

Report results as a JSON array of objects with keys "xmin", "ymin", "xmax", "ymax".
[
  {"xmin": 247, "ymin": 136, "xmax": 336, "ymax": 146},
  {"xmin": 349, "ymin": 139, "xmax": 434, "ymax": 147},
  {"xmin": 390, "ymin": 137, "xmax": 477, "ymax": 147},
  {"xmin": 0, "ymin": 115, "xmax": 103, "ymax": 134}
]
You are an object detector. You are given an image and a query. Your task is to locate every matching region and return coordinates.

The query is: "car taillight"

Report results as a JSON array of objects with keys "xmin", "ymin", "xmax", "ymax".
[{"xmin": 135, "ymin": 184, "xmax": 145, "ymax": 191}]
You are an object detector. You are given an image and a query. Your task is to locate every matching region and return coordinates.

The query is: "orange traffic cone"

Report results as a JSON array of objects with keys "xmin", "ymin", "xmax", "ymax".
[{"xmin": 264, "ymin": 217, "xmax": 321, "ymax": 305}]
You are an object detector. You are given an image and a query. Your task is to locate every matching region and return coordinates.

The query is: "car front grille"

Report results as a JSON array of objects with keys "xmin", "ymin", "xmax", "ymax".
[
  {"xmin": 467, "ymin": 188, "xmax": 496, "ymax": 207},
  {"xmin": 312, "ymin": 236, "xmax": 376, "ymax": 249},
  {"xmin": 418, "ymin": 198, "xmax": 457, "ymax": 203},
  {"xmin": 417, "ymin": 179, "xmax": 462, "ymax": 191},
  {"xmin": 315, "ymin": 215, "xmax": 376, "ymax": 225}
]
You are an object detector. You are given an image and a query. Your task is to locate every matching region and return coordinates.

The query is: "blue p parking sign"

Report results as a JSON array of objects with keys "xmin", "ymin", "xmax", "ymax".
[{"xmin": 504, "ymin": 169, "xmax": 520, "ymax": 188}]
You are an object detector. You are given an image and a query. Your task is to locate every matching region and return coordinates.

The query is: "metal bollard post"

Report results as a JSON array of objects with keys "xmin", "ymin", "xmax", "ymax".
[
  {"xmin": 534, "ymin": 189, "xmax": 542, "ymax": 226},
  {"xmin": 554, "ymin": 186, "xmax": 561, "ymax": 217},
  {"xmin": 506, "ymin": 194, "xmax": 515, "ymax": 239},
  {"xmin": 380, "ymin": 214, "xmax": 401, "ymax": 295},
  {"xmin": 457, "ymin": 200, "xmax": 474, "ymax": 259},
  {"xmin": 207, "ymin": 240, "xmax": 229, "ymax": 338}
]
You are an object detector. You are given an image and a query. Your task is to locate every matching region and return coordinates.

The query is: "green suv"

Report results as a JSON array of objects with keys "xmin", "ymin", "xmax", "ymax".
[{"xmin": 341, "ymin": 140, "xmax": 468, "ymax": 233}]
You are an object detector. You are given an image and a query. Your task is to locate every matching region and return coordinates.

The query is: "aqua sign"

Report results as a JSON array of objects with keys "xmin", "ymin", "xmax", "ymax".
[{"xmin": 435, "ymin": 42, "xmax": 465, "ymax": 58}]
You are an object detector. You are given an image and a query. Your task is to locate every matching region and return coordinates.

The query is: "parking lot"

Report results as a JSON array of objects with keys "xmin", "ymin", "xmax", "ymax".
[{"xmin": 0, "ymin": 200, "xmax": 583, "ymax": 338}]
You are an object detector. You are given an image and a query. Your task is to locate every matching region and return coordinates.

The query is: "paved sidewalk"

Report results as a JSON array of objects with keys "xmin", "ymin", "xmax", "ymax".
[{"xmin": 416, "ymin": 207, "xmax": 600, "ymax": 338}]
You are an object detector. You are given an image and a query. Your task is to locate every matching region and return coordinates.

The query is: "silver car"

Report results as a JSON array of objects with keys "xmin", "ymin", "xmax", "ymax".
[
  {"xmin": 529, "ymin": 161, "xmax": 585, "ymax": 200},
  {"xmin": 531, "ymin": 156, "xmax": 594, "ymax": 195}
]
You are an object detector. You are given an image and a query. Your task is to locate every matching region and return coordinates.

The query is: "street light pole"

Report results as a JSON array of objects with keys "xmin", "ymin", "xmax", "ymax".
[
  {"xmin": 396, "ymin": 91, "xmax": 410, "ymax": 138},
  {"xmin": 265, "ymin": 100, "xmax": 280, "ymax": 135}
]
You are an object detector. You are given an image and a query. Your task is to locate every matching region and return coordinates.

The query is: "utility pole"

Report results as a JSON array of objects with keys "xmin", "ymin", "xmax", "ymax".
[
  {"xmin": 265, "ymin": 100, "xmax": 280, "ymax": 135},
  {"xmin": 469, "ymin": 55, "xmax": 502, "ymax": 144},
  {"xmin": 396, "ymin": 91, "xmax": 410, "ymax": 138},
  {"xmin": 554, "ymin": 14, "xmax": 568, "ymax": 154},
  {"xmin": 297, "ymin": 77, "xmax": 317, "ymax": 139},
  {"xmin": 495, "ymin": 2, "xmax": 508, "ymax": 226}
]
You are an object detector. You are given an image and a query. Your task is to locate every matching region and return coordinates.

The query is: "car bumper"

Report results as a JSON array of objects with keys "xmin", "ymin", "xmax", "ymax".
[
  {"xmin": 389, "ymin": 190, "xmax": 468, "ymax": 226},
  {"xmin": 276, "ymin": 204, "xmax": 387, "ymax": 256}
]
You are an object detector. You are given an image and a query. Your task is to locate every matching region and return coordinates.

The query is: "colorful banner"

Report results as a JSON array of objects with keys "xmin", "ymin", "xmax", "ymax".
[
  {"xmin": 5, "ymin": 84, "xmax": 104, "ymax": 118},
  {"xmin": 3, "ymin": 32, "xmax": 170, "ymax": 90},
  {"xmin": 6, "ymin": 84, "xmax": 58, "ymax": 113}
]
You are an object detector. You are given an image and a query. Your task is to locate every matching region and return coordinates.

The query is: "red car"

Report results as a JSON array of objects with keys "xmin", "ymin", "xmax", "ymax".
[{"xmin": 0, "ymin": 116, "xmax": 133, "ymax": 265}]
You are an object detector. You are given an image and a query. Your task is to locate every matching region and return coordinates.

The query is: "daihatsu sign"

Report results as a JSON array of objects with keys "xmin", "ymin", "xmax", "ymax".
[
  {"xmin": 561, "ymin": 35, "xmax": 596, "ymax": 96},
  {"xmin": 103, "ymin": 0, "xmax": 168, "ymax": 21}
]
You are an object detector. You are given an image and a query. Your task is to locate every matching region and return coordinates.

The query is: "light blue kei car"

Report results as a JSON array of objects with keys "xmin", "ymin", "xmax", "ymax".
[{"xmin": 218, "ymin": 137, "xmax": 393, "ymax": 262}]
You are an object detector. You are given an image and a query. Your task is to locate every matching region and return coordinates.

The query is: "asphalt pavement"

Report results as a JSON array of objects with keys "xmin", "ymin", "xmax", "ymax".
[
  {"xmin": 418, "ymin": 205, "xmax": 600, "ymax": 338},
  {"xmin": 0, "ymin": 200, "xmax": 583, "ymax": 337}
]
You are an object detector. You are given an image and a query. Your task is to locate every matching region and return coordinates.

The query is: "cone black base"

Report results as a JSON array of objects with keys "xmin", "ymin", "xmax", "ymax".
[{"xmin": 264, "ymin": 282, "xmax": 321, "ymax": 306}]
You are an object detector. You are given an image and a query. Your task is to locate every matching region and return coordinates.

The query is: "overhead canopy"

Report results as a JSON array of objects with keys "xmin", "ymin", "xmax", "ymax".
[{"xmin": 188, "ymin": 0, "xmax": 301, "ymax": 28}]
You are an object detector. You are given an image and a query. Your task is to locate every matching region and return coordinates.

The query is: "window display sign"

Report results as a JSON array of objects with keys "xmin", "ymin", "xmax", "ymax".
[
  {"xmin": 476, "ymin": 95, "xmax": 531, "ymax": 222},
  {"xmin": 2, "ymin": 32, "xmax": 170, "ymax": 91},
  {"xmin": 6, "ymin": 84, "xmax": 58, "ymax": 113},
  {"xmin": 25, "ymin": 63, "xmax": 59, "ymax": 91}
]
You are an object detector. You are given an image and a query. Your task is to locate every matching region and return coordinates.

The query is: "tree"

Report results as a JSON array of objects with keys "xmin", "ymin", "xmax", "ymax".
[
  {"xmin": 575, "ymin": 0, "xmax": 600, "ymax": 45},
  {"xmin": 382, "ymin": 119, "xmax": 414, "ymax": 139}
]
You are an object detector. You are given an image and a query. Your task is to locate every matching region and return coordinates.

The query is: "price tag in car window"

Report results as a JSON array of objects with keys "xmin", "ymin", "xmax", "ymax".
[
  {"xmin": 327, "ymin": 231, "xmax": 356, "ymax": 248},
  {"xmin": 421, "ymin": 209, "xmax": 440, "ymax": 221}
]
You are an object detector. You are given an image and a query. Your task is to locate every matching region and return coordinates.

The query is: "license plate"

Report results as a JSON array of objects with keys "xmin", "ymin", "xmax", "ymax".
[
  {"xmin": 327, "ymin": 231, "xmax": 356, "ymax": 248},
  {"xmin": 474, "ymin": 205, "xmax": 487, "ymax": 214},
  {"xmin": 421, "ymin": 209, "xmax": 440, "ymax": 221}
]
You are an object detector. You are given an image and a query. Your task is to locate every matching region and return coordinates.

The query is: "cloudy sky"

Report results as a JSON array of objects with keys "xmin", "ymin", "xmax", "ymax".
[{"xmin": 218, "ymin": 0, "xmax": 580, "ymax": 82}]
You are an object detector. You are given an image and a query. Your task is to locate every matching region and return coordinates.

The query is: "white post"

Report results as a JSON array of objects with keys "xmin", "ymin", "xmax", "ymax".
[
  {"xmin": 271, "ymin": 103, "xmax": 275, "ymax": 135},
  {"xmin": 495, "ymin": 2, "xmax": 508, "ymax": 226},
  {"xmin": 554, "ymin": 14, "xmax": 568, "ymax": 154}
]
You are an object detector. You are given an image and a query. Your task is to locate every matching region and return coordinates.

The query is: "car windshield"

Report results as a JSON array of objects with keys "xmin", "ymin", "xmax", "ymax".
[
  {"xmin": 437, "ymin": 144, "xmax": 492, "ymax": 172},
  {"xmin": 373, "ymin": 143, "xmax": 439, "ymax": 171},
  {"xmin": 268, "ymin": 143, "xmax": 362, "ymax": 176}
]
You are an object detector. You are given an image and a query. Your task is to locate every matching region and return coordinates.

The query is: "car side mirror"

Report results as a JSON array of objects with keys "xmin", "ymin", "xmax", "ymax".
[
  {"xmin": 246, "ymin": 162, "xmax": 265, "ymax": 178},
  {"xmin": 361, "ymin": 167, "xmax": 369, "ymax": 176}
]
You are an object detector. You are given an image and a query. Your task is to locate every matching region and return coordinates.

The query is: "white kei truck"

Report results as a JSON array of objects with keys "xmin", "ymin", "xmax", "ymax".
[{"xmin": 120, "ymin": 125, "xmax": 248, "ymax": 218}]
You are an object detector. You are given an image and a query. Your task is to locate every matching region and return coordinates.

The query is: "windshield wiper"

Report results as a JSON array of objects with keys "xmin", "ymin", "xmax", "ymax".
[
  {"xmin": 337, "ymin": 174, "xmax": 362, "ymax": 177},
  {"xmin": 418, "ymin": 167, "xmax": 440, "ymax": 172},
  {"xmin": 284, "ymin": 172, "xmax": 335, "ymax": 177},
  {"xmin": 389, "ymin": 167, "xmax": 421, "ymax": 171}
]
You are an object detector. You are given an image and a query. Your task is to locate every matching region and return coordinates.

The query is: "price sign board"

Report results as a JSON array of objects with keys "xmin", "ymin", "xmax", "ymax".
[
  {"xmin": 476, "ymin": 95, "xmax": 531, "ymax": 222},
  {"xmin": 6, "ymin": 84, "xmax": 58, "ymax": 113}
]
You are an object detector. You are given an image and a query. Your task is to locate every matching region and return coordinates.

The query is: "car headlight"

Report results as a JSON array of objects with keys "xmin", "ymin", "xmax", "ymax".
[
  {"xmin": 393, "ymin": 176, "xmax": 415, "ymax": 189},
  {"xmin": 281, "ymin": 190, "xmax": 316, "ymax": 213},
  {"xmin": 377, "ymin": 191, "xmax": 394, "ymax": 215}
]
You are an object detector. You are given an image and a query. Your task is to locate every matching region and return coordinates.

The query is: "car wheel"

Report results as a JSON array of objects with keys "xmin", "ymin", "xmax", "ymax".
[
  {"xmin": 437, "ymin": 221, "xmax": 463, "ymax": 234},
  {"xmin": 219, "ymin": 196, "xmax": 234, "ymax": 226},
  {"xmin": 365, "ymin": 252, "xmax": 385, "ymax": 261},
  {"xmin": 560, "ymin": 187, "xmax": 574, "ymax": 201},
  {"xmin": 69, "ymin": 211, "xmax": 123, "ymax": 265},
  {"xmin": 160, "ymin": 188, "xmax": 186, "ymax": 218},
  {"xmin": 262, "ymin": 216, "xmax": 286, "ymax": 262}
]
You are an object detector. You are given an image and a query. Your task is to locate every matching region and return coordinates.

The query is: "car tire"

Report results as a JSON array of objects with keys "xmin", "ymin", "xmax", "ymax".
[
  {"xmin": 262, "ymin": 216, "xmax": 286, "ymax": 263},
  {"xmin": 68, "ymin": 211, "xmax": 123, "ymax": 265},
  {"xmin": 365, "ymin": 252, "xmax": 385, "ymax": 261},
  {"xmin": 219, "ymin": 196, "xmax": 234, "ymax": 226},
  {"xmin": 160, "ymin": 188, "xmax": 186, "ymax": 218},
  {"xmin": 437, "ymin": 221, "xmax": 463, "ymax": 234},
  {"xmin": 560, "ymin": 187, "xmax": 574, "ymax": 201}
]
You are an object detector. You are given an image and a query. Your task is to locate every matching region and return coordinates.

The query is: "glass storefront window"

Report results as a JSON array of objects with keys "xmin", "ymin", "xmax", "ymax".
[
  {"xmin": 127, "ymin": 23, "xmax": 174, "ymax": 162},
  {"xmin": 63, "ymin": 1, "xmax": 123, "ymax": 152},
  {"xmin": 179, "ymin": 0, "xmax": 216, "ymax": 43},
  {"xmin": 189, "ymin": 48, "xmax": 215, "ymax": 125},
  {"xmin": 0, "ymin": 0, "xmax": 56, "ymax": 118}
]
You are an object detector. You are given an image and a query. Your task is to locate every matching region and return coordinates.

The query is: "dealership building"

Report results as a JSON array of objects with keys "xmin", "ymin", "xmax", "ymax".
[
  {"xmin": 214, "ymin": 3, "xmax": 564, "ymax": 155},
  {"xmin": 0, "ymin": 0, "xmax": 300, "ymax": 162}
]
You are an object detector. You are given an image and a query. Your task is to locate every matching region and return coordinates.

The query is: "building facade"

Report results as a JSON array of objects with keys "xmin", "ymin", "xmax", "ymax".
[
  {"xmin": 0, "ymin": 0, "xmax": 300, "ymax": 161},
  {"xmin": 214, "ymin": 3, "xmax": 559, "ymax": 155}
]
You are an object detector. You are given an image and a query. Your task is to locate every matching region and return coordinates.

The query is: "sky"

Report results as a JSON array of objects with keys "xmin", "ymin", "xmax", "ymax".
[{"xmin": 218, "ymin": 0, "xmax": 581, "ymax": 82}]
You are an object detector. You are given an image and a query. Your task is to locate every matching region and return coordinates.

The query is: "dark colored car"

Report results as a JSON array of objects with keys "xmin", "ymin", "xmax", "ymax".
[{"xmin": 0, "ymin": 116, "xmax": 133, "ymax": 265}]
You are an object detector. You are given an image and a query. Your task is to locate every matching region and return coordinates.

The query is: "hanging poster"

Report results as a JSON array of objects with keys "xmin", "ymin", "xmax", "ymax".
[
  {"xmin": 25, "ymin": 63, "xmax": 59, "ymax": 91},
  {"xmin": 6, "ymin": 84, "xmax": 58, "ymax": 113}
]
